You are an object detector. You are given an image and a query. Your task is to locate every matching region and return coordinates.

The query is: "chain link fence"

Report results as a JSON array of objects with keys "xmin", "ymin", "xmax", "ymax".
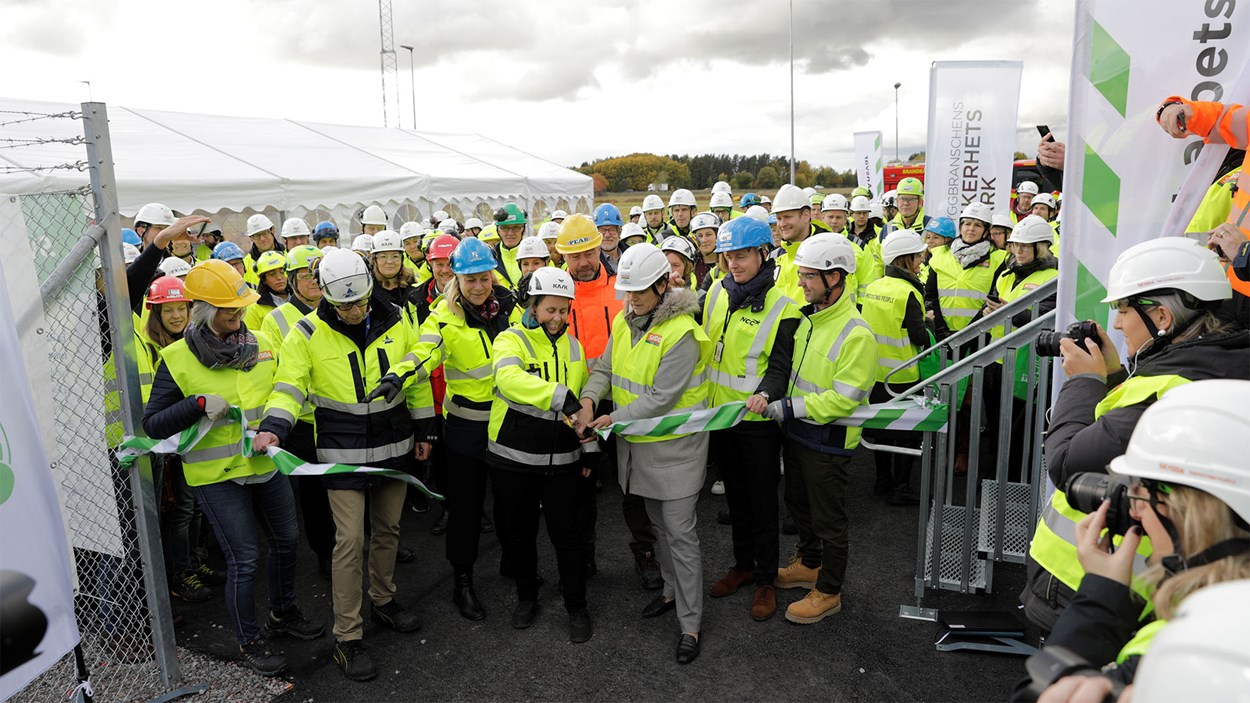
[{"xmin": 4, "ymin": 109, "xmax": 174, "ymax": 702}]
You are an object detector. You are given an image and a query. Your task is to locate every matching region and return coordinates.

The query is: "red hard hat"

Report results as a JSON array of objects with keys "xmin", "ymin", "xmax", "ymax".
[
  {"xmin": 428, "ymin": 234, "xmax": 460, "ymax": 261},
  {"xmin": 146, "ymin": 275, "xmax": 190, "ymax": 309}
]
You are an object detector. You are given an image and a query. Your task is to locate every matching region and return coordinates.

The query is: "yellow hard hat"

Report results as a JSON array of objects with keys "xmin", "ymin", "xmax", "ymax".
[
  {"xmin": 185, "ymin": 259, "xmax": 260, "ymax": 308},
  {"xmin": 555, "ymin": 214, "xmax": 602, "ymax": 254},
  {"xmin": 479, "ymin": 223, "xmax": 501, "ymax": 243}
]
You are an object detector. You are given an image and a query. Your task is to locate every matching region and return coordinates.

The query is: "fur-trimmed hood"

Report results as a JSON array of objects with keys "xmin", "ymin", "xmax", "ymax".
[{"xmin": 627, "ymin": 285, "xmax": 700, "ymax": 331}]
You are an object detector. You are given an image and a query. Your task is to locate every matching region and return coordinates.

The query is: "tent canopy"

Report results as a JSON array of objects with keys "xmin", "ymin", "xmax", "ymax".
[{"xmin": 0, "ymin": 97, "xmax": 592, "ymax": 227}]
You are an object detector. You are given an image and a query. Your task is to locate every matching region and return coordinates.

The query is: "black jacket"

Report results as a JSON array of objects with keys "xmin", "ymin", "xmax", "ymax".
[
  {"xmin": 1045, "ymin": 328, "xmax": 1250, "ymax": 488},
  {"xmin": 977, "ymin": 256, "xmax": 1058, "ymax": 328}
]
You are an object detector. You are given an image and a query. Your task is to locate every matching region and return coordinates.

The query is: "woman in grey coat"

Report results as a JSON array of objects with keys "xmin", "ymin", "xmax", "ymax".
[{"xmin": 579, "ymin": 242, "xmax": 710, "ymax": 665}]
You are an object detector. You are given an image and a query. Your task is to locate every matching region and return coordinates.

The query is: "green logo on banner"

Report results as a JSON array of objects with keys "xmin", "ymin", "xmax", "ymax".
[
  {"xmin": 1075, "ymin": 260, "xmax": 1110, "ymax": 328},
  {"xmin": 1089, "ymin": 20, "xmax": 1130, "ymax": 117},
  {"xmin": 1083, "ymin": 144, "xmax": 1121, "ymax": 236},
  {"xmin": 0, "ymin": 423, "xmax": 12, "ymax": 505},
  {"xmin": 873, "ymin": 134, "xmax": 882, "ymax": 151}
]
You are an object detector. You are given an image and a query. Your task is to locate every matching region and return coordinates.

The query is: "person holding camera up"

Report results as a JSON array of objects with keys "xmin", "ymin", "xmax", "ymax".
[
  {"xmin": 1020, "ymin": 237, "xmax": 1249, "ymax": 632},
  {"xmin": 1015, "ymin": 379, "xmax": 1250, "ymax": 702}
]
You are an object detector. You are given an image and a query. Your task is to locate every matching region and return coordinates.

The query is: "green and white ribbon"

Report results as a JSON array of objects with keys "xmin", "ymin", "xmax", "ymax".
[
  {"xmin": 597, "ymin": 397, "xmax": 948, "ymax": 439},
  {"xmin": 118, "ymin": 407, "xmax": 443, "ymax": 500}
]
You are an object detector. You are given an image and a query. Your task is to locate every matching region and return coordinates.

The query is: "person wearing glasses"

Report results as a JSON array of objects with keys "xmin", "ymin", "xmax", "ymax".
[
  {"xmin": 254, "ymin": 249, "xmax": 435, "ymax": 682},
  {"xmin": 1020, "ymin": 237, "xmax": 1248, "ymax": 634},
  {"xmin": 887, "ymin": 177, "xmax": 930, "ymax": 233}
]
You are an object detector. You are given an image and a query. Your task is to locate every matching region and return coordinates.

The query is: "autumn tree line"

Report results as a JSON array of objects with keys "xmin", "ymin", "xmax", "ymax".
[{"xmin": 574, "ymin": 153, "xmax": 860, "ymax": 194}]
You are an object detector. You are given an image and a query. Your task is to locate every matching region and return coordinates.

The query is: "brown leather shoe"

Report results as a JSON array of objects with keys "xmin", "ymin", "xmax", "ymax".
[
  {"xmin": 709, "ymin": 568, "xmax": 753, "ymax": 598},
  {"xmin": 751, "ymin": 585, "xmax": 776, "ymax": 621}
]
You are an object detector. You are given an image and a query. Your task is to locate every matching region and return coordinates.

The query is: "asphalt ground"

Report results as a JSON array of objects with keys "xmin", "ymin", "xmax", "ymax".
[{"xmin": 173, "ymin": 452, "xmax": 1033, "ymax": 702}]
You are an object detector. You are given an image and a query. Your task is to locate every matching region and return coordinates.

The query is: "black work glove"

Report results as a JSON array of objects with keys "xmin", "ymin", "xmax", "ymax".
[{"xmin": 365, "ymin": 373, "xmax": 404, "ymax": 403}]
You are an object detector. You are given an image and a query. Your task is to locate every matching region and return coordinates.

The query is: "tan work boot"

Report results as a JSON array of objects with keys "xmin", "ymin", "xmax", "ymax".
[
  {"xmin": 785, "ymin": 589, "xmax": 842, "ymax": 624},
  {"xmin": 773, "ymin": 558, "xmax": 820, "ymax": 589}
]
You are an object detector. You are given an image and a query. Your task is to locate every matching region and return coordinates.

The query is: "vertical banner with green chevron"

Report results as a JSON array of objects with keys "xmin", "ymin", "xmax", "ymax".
[
  {"xmin": 1057, "ymin": 0, "xmax": 1250, "ymax": 368},
  {"xmin": 923, "ymin": 61, "xmax": 1023, "ymax": 220},
  {"xmin": 853, "ymin": 131, "xmax": 884, "ymax": 198}
]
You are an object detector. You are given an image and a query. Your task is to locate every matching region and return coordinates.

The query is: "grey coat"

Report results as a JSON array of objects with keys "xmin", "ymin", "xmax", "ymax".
[{"xmin": 582, "ymin": 287, "xmax": 708, "ymax": 501}]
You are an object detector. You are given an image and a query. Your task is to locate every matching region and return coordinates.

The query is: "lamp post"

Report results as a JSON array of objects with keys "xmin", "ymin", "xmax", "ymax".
[
  {"xmin": 789, "ymin": 0, "xmax": 796, "ymax": 185},
  {"xmin": 400, "ymin": 45, "xmax": 416, "ymax": 129},
  {"xmin": 893, "ymin": 82, "xmax": 901, "ymax": 162}
]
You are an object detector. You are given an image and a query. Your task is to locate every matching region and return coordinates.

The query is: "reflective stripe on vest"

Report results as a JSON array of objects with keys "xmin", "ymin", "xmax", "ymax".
[
  {"xmin": 928, "ymin": 247, "xmax": 1005, "ymax": 331},
  {"xmin": 703, "ymin": 282, "xmax": 798, "ymax": 418},
  {"xmin": 1115, "ymin": 619, "xmax": 1166, "ymax": 664},
  {"xmin": 859, "ymin": 276, "xmax": 922, "ymax": 384},
  {"xmin": 609, "ymin": 309, "xmax": 709, "ymax": 444}
]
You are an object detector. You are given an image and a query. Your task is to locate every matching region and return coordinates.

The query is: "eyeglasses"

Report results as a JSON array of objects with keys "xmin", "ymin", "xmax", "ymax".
[
  {"xmin": 293, "ymin": 272, "xmax": 316, "ymax": 282},
  {"xmin": 897, "ymin": 196, "xmax": 920, "ymax": 205},
  {"xmin": 332, "ymin": 299, "xmax": 368, "ymax": 311},
  {"xmin": 798, "ymin": 272, "xmax": 825, "ymax": 282}
]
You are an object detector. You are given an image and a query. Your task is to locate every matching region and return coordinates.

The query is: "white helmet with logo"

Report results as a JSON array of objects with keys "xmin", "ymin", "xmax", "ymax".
[
  {"xmin": 1100, "ymin": 237, "xmax": 1232, "ymax": 303},
  {"xmin": 318, "ymin": 248, "xmax": 373, "ymax": 304},
  {"xmin": 538, "ymin": 221, "xmax": 561, "ymax": 241},
  {"xmin": 361, "ymin": 204, "xmax": 388, "ymax": 226},
  {"xmin": 709, "ymin": 192, "xmax": 733, "ymax": 209},
  {"xmin": 527, "ymin": 267, "xmax": 575, "ymax": 300},
  {"xmin": 246, "ymin": 214, "xmax": 275, "ymax": 237},
  {"xmin": 959, "ymin": 202, "xmax": 993, "ymax": 224},
  {"xmin": 158, "ymin": 257, "xmax": 192, "ymax": 278},
  {"xmin": 849, "ymin": 195, "xmax": 872, "ymax": 213},
  {"xmin": 281, "ymin": 218, "xmax": 311, "ymax": 240},
  {"xmin": 690, "ymin": 212, "xmax": 720, "ymax": 233},
  {"xmin": 821, "ymin": 194, "xmax": 850, "ymax": 212},
  {"xmin": 772, "ymin": 184, "xmax": 810, "ymax": 214},
  {"xmin": 372, "ymin": 230, "xmax": 404, "ymax": 253},
  {"xmin": 351, "ymin": 234, "xmax": 374, "ymax": 253},
  {"xmin": 991, "ymin": 210, "xmax": 1015, "ymax": 230},
  {"xmin": 134, "ymin": 203, "xmax": 175, "ymax": 227},
  {"xmin": 614, "ymin": 243, "xmax": 670, "ymax": 293},
  {"xmin": 1007, "ymin": 215, "xmax": 1055, "ymax": 246},
  {"xmin": 642, "ymin": 194, "xmax": 665, "ymax": 212},
  {"xmin": 794, "ymin": 232, "xmax": 857, "ymax": 273},
  {"xmin": 881, "ymin": 231, "xmax": 927, "ymax": 265},
  {"xmin": 464, "ymin": 217, "xmax": 485, "ymax": 231},
  {"xmin": 668, "ymin": 189, "xmax": 697, "ymax": 208},
  {"xmin": 399, "ymin": 221, "xmax": 423, "ymax": 240},
  {"xmin": 1016, "ymin": 180, "xmax": 1040, "ymax": 195},
  {"xmin": 660, "ymin": 235, "xmax": 697, "ymax": 262},
  {"xmin": 550, "ymin": 210, "xmax": 568, "ymax": 222},
  {"xmin": 517, "ymin": 236, "xmax": 551, "ymax": 260}
]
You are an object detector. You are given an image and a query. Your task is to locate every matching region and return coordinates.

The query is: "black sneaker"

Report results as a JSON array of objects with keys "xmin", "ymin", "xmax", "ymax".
[
  {"xmin": 239, "ymin": 637, "xmax": 286, "ymax": 676},
  {"xmin": 569, "ymin": 609, "xmax": 593, "ymax": 643},
  {"xmin": 195, "ymin": 562, "xmax": 227, "ymax": 586},
  {"xmin": 265, "ymin": 607, "xmax": 326, "ymax": 640},
  {"xmin": 333, "ymin": 639, "xmax": 377, "ymax": 682},
  {"xmin": 635, "ymin": 552, "xmax": 663, "ymax": 591},
  {"xmin": 170, "ymin": 571, "xmax": 212, "ymax": 603},
  {"xmin": 371, "ymin": 599, "xmax": 421, "ymax": 633}
]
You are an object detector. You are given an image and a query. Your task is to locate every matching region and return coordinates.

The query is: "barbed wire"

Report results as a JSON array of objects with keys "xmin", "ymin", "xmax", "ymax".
[
  {"xmin": 0, "ymin": 136, "xmax": 87, "ymax": 149},
  {"xmin": 0, "ymin": 109, "xmax": 82, "ymax": 127},
  {"xmin": 0, "ymin": 161, "xmax": 89, "ymax": 174}
]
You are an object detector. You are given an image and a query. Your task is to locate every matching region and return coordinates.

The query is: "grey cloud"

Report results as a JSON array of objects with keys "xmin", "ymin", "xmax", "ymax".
[{"xmin": 0, "ymin": 0, "xmax": 118, "ymax": 56}]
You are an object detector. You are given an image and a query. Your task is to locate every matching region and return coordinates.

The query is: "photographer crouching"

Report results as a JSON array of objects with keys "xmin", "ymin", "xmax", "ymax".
[
  {"xmin": 1021, "ymin": 237, "xmax": 1250, "ymax": 632},
  {"xmin": 1014, "ymin": 380, "xmax": 1250, "ymax": 702}
]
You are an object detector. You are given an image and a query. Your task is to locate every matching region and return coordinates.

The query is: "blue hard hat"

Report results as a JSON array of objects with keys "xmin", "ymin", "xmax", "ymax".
[
  {"xmin": 715, "ymin": 215, "xmax": 774, "ymax": 253},
  {"xmin": 313, "ymin": 220, "xmax": 339, "ymax": 239},
  {"xmin": 924, "ymin": 216, "xmax": 957, "ymax": 239},
  {"xmin": 768, "ymin": 213, "xmax": 778, "ymax": 225},
  {"xmin": 593, "ymin": 203, "xmax": 623, "ymax": 228},
  {"xmin": 212, "ymin": 241, "xmax": 245, "ymax": 261},
  {"xmin": 739, "ymin": 193, "xmax": 761, "ymax": 208},
  {"xmin": 450, "ymin": 237, "xmax": 498, "ymax": 275},
  {"xmin": 122, "ymin": 228, "xmax": 142, "ymax": 247}
]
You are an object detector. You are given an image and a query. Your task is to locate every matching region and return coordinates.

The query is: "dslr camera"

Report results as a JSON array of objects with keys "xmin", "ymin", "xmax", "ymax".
[
  {"xmin": 1064, "ymin": 472, "xmax": 1138, "ymax": 536},
  {"xmin": 1037, "ymin": 320, "xmax": 1101, "ymax": 357}
]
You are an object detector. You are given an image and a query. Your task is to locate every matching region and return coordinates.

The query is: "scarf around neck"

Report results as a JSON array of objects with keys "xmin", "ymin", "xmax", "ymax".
[
  {"xmin": 184, "ymin": 322, "xmax": 259, "ymax": 371},
  {"xmin": 950, "ymin": 239, "xmax": 993, "ymax": 269}
]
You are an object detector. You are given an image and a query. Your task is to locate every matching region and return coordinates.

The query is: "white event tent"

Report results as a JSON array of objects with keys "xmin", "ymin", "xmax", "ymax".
[{"xmin": 0, "ymin": 97, "xmax": 593, "ymax": 236}]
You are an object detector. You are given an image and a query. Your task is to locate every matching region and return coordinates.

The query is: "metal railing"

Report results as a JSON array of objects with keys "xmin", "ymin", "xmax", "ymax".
[{"xmin": 862, "ymin": 278, "xmax": 1058, "ymax": 622}]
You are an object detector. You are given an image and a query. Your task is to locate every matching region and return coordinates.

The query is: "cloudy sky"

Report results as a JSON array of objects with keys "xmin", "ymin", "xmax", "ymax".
[{"xmin": 1, "ymin": 0, "xmax": 1075, "ymax": 171}]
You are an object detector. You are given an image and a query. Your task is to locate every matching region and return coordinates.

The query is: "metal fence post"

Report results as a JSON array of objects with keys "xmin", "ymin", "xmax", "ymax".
[{"xmin": 81, "ymin": 101, "xmax": 181, "ymax": 688}]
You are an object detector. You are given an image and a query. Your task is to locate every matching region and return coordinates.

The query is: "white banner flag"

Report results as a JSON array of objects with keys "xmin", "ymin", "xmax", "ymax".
[
  {"xmin": 1057, "ymin": 0, "xmax": 1250, "ymax": 348},
  {"xmin": 853, "ymin": 131, "xmax": 885, "ymax": 198},
  {"xmin": 0, "ymin": 261, "xmax": 80, "ymax": 699},
  {"xmin": 924, "ymin": 61, "xmax": 1023, "ymax": 220}
]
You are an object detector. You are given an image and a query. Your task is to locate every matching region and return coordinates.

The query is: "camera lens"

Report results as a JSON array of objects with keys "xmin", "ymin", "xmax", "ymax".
[
  {"xmin": 1064, "ymin": 472, "xmax": 1137, "ymax": 536},
  {"xmin": 1036, "ymin": 331, "xmax": 1063, "ymax": 357}
]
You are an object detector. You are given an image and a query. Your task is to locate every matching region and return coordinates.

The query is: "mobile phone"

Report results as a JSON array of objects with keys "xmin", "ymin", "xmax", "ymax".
[{"xmin": 1037, "ymin": 125, "xmax": 1053, "ymax": 141}]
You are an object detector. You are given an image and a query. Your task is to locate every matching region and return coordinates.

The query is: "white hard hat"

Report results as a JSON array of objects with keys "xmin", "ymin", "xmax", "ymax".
[
  {"xmin": 134, "ymin": 203, "xmax": 175, "ymax": 227},
  {"xmin": 1032, "ymin": 193, "xmax": 1057, "ymax": 211},
  {"xmin": 550, "ymin": 210, "xmax": 568, "ymax": 222},
  {"xmin": 660, "ymin": 235, "xmax": 697, "ymax": 262},
  {"xmin": 281, "ymin": 218, "xmax": 311, "ymax": 239},
  {"xmin": 849, "ymin": 196, "xmax": 872, "ymax": 213},
  {"xmin": 439, "ymin": 219, "xmax": 459, "ymax": 234},
  {"xmin": 711, "ymin": 181, "xmax": 732, "ymax": 195},
  {"xmin": 690, "ymin": 212, "xmax": 720, "ymax": 233},
  {"xmin": 881, "ymin": 190, "xmax": 898, "ymax": 206},
  {"xmin": 432, "ymin": 209, "xmax": 450, "ymax": 223},
  {"xmin": 1132, "ymin": 579, "xmax": 1250, "ymax": 703},
  {"xmin": 516, "ymin": 236, "xmax": 550, "ymax": 260},
  {"xmin": 361, "ymin": 204, "xmax": 388, "ymax": 226},
  {"xmin": 538, "ymin": 221, "xmax": 561, "ymax": 241},
  {"xmin": 246, "ymin": 214, "xmax": 275, "ymax": 237},
  {"xmin": 123, "ymin": 242, "xmax": 142, "ymax": 265},
  {"xmin": 991, "ymin": 211, "xmax": 1015, "ymax": 230},
  {"xmin": 959, "ymin": 203, "xmax": 993, "ymax": 224},
  {"xmin": 821, "ymin": 194, "xmax": 850, "ymax": 212},
  {"xmin": 351, "ymin": 234, "xmax": 374, "ymax": 253},
  {"xmin": 868, "ymin": 203, "xmax": 886, "ymax": 220},
  {"xmin": 794, "ymin": 232, "xmax": 857, "ymax": 273},
  {"xmin": 1110, "ymin": 380, "xmax": 1250, "ymax": 526},
  {"xmin": 745, "ymin": 205, "xmax": 769, "ymax": 222},
  {"xmin": 399, "ymin": 221, "xmax": 423, "ymax": 240},
  {"xmin": 668, "ymin": 189, "xmax": 697, "ymax": 208},
  {"xmin": 1100, "ymin": 237, "xmax": 1232, "ymax": 303},
  {"xmin": 772, "ymin": 184, "xmax": 810, "ymax": 214},
  {"xmin": 614, "ymin": 242, "xmax": 670, "ymax": 293},
  {"xmin": 621, "ymin": 221, "xmax": 648, "ymax": 242},
  {"xmin": 642, "ymin": 194, "xmax": 665, "ymax": 212},
  {"xmin": 760, "ymin": 195, "xmax": 772, "ymax": 205},
  {"xmin": 802, "ymin": 187, "xmax": 818, "ymax": 200},
  {"xmin": 1016, "ymin": 180, "xmax": 1040, "ymax": 195},
  {"xmin": 709, "ymin": 192, "xmax": 733, "ymax": 209},
  {"xmin": 1007, "ymin": 215, "xmax": 1055, "ymax": 246},
  {"xmin": 464, "ymin": 217, "xmax": 485, "ymax": 230},
  {"xmin": 629, "ymin": 205, "xmax": 644, "ymax": 217},
  {"xmin": 372, "ymin": 230, "xmax": 404, "ymax": 253},
  {"xmin": 881, "ymin": 231, "xmax": 927, "ymax": 265},
  {"xmin": 527, "ymin": 266, "xmax": 575, "ymax": 301},
  {"xmin": 159, "ymin": 257, "xmax": 192, "ymax": 278},
  {"xmin": 318, "ymin": 248, "xmax": 373, "ymax": 304}
]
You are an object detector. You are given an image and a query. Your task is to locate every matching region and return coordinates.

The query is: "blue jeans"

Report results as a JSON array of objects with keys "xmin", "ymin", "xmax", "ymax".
[{"xmin": 192, "ymin": 474, "xmax": 299, "ymax": 644}]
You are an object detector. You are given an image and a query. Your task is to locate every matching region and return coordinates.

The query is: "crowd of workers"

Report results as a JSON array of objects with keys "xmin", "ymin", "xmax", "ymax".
[{"xmin": 101, "ymin": 96, "xmax": 1250, "ymax": 698}]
